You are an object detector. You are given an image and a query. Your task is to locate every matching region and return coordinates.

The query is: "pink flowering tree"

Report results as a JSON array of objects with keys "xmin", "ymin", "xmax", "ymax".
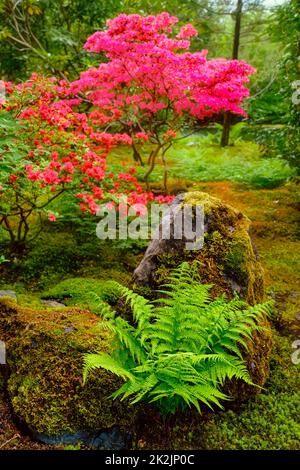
[
  {"xmin": 0, "ymin": 74, "xmax": 171, "ymax": 249},
  {"xmin": 70, "ymin": 12, "xmax": 255, "ymax": 192}
]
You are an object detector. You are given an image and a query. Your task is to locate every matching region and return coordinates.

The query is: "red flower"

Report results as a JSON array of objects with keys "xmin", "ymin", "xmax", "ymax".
[
  {"xmin": 9, "ymin": 174, "xmax": 18, "ymax": 183},
  {"xmin": 48, "ymin": 213, "xmax": 57, "ymax": 222}
]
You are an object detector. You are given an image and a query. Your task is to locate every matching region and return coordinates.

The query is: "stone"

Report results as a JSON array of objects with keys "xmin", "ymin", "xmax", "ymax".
[
  {"xmin": 41, "ymin": 300, "xmax": 66, "ymax": 308},
  {"xmin": 133, "ymin": 191, "xmax": 272, "ymax": 400},
  {"xmin": 134, "ymin": 192, "xmax": 264, "ymax": 304},
  {"xmin": 35, "ymin": 425, "xmax": 132, "ymax": 450},
  {"xmin": 0, "ymin": 290, "xmax": 17, "ymax": 301},
  {"xmin": 0, "ymin": 297, "xmax": 138, "ymax": 437}
]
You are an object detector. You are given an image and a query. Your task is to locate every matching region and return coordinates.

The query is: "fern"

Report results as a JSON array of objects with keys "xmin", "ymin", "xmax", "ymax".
[{"xmin": 83, "ymin": 262, "xmax": 272, "ymax": 414}]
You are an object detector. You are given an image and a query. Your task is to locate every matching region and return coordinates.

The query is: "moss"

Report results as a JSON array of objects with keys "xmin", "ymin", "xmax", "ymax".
[
  {"xmin": 183, "ymin": 192, "xmax": 265, "ymax": 305},
  {"xmin": 224, "ymin": 240, "xmax": 247, "ymax": 281},
  {"xmin": 0, "ymin": 296, "xmax": 19, "ymax": 317},
  {"xmin": 41, "ymin": 277, "xmax": 121, "ymax": 313},
  {"xmin": 0, "ymin": 297, "xmax": 138, "ymax": 436},
  {"xmin": 197, "ymin": 332, "xmax": 300, "ymax": 450},
  {"xmin": 187, "ymin": 183, "xmax": 298, "ymax": 306},
  {"xmin": 200, "ymin": 393, "xmax": 300, "ymax": 450}
]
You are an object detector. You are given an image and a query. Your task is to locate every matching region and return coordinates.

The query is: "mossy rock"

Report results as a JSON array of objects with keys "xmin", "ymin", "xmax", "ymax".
[
  {"xmin": 0, "ymin": 297, "xmax": 137, "ymax": 437},
  {"xmin": 133, "ymin": 192, "xmax": 272, "ymax": 400}
]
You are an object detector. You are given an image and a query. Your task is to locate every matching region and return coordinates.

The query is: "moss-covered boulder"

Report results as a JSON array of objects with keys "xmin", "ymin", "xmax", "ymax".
[
  {"xmin": 133, "ymin": 192, "xmax": 272, "ymax": 399},
  {"xmin": 0, "ymin": 297, "xmax": 136, "ymax": 438}
]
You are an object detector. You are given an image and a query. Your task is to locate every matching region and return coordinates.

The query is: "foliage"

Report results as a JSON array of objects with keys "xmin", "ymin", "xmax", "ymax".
[
  {"xmin": 243, "ymin": 125, "xmax": 300, "ymax": 172},
  {"xmin": 83, "ymin": 261, "xmax": 272, "ymax": 414},
  {"xmin": 247, "ymin": 0, "xmax": 300, "ymax": 170},
  {"xmin": 0, "ymin": 254, "xmax": 8, "ymax": 264},
  {"xmin": 0, "ymin": 1, "xmax": 278, "ymax": 84},
  {"xmin": 0, "ymin": 226, "xmax": 134, "ymax": 289},
  {"xmin": 168, "ymin": 135, "xmax": 296, "ymax": 188},
  {"xmin": 0, "ymin": 0, "xmax": 123, "ymax": 80},
  {"xmin": 0, "ymin": 74, "xmax": 170, "ymax": 247},
  {"xmin": 268, "ymin": 0, "xmax": 300, "ymax": 125},
  {"xmin": 70, "ymin": 12, "xmax": 255, "ymax": 191}
]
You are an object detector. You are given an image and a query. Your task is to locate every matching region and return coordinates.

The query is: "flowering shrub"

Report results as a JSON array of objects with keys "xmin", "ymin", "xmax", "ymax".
[
  {"xmin": 0, "ymin": 74, "xmax": 171, "ymax": 248},
  {"xmin": 0, "ymin": 12, "xmax": 255, "ymax": 247},
  {"xmin": 70, "ymin": 12, "xmax": 255, "ymax": 191}
]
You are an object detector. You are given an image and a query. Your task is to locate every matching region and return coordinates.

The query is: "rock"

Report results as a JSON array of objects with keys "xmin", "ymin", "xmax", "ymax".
[
  {"xmin": 41, "ymin": 300, "xmax": 66, "ymax": 308},
  {"xmin": 0, "ymin": 291, "xmax": 17, "ymax": 301},
  {"xmin": 134, "ymin": 192, "xmax": 264, "ymax": 304},
  {"xmin": 133, "ymin": 191, "xmax": 272, "ymax": 400},
  {"xmin": 0, "ymin": 297, "xmax": 138, "ymax": 438},
  {"xmin": 35, "ymin": 425, "xmax": 132, "ymax": 450}
]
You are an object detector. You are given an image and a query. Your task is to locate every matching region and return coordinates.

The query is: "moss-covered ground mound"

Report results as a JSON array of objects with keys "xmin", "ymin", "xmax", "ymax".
[{"xmin": 0, "ymin": 297, "xmax": 137, "ymax": 437}]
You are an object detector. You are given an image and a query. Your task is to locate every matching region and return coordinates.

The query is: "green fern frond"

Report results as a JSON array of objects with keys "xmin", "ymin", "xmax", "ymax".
[
  {"xmin": 83, "ymin": 261, "xmax": 271, "ymax": 415},
  {"xmin": 115, "ymin": 284, "xmax": 154, "ymax": 332},
  {"xmin": 83, "ymin": 352, "xmax": 134, "ymax": 383}
]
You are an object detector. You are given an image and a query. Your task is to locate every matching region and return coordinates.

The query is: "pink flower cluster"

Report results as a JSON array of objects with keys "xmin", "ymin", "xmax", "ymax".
[
  {"xmin": 3, "ymin": 73, "xmax": 174, "ymax": 216},
  {"xmin": 70, "ymin": 12, "xmax": 255, "ymax": 147}
]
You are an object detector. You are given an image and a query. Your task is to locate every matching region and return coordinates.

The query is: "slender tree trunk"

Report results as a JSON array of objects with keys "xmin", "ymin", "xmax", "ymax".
[
  {"xmin": 144, "ymin": 146, "xmax": 161, "ymax": 192},
  {"xmin": 221, "ymin": 0, "xmax": 243, "ymax": 147},
  {"xmin": 232, "ymin": 0, "xmax": 243, "ymax": 60},
  {"xmin": 221, "ymin": 112, "xmax": 232, "ymax": 147}
]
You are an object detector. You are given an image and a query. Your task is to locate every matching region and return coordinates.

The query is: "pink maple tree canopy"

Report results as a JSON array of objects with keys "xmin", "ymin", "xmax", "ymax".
[{"xmin": 70, "ymin": 12, "xmax": 255, "ymax": 130}]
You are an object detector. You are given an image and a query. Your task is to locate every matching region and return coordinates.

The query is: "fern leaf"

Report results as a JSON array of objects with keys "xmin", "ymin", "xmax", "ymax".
[{"xmin": 83, "ymin": 352, "xmax": 134, "ymax": 383}]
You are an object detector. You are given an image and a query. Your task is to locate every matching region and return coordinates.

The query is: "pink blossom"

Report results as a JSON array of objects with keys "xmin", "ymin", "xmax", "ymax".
[
  {"xmin": 42, "ymin": 170, "xmax": 60, "ymax": 184},
  {"xmin": 106, "ymin": 202, "xmax": 115, "ymax": 211},
  {"xmin": 136, "ymin": 132, "xmax": 149, "ymax": 141},
  {"xmin": 177, "ymin": 24, "xmax": 198, "ymax": 39},
  {"xmin": 48, "ymin": 213, "xmax": 57, "ymax": 222},
  {"xmin": 63, "ymin": 162, "xmax": 75, "ymax": 173},
  {"xmin": 164, "ymin": 130, "xmax": 177, "ymax": 139}
]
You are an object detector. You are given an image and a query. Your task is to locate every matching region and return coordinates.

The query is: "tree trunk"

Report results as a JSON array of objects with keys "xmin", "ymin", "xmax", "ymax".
[
  {"xmin": 221, "ymin": 112, "xmax": 231, "ymax": 147},
  {"xmin": 221, "ymin": 0, "xmax": 243, "ymax": 147},
  {"xmin": 232, "ymin": 0, "xmax": 243, "ymax": 60}
]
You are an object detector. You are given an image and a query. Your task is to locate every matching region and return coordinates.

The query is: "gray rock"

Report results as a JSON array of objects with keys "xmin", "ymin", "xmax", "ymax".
[
  {"xmin": 63, "ymin": 325, "xmax": 76, "ymax": 334},
  {"xmin": 133, "ymin": 193, "xmax": 203, "ymax": 286},
  {"xmin": 0, "ymin": 290, "xmax": 17, "ymax": 301},
  {"xmin": 35, "ymin": 426, "xmax": 132, "ymax": 450},
  {"xmin": 133, "ymin": 191, "xmax": 264, "ymax": 306},
  {"xmin": 41, "ymin": 299, "xmax": 66, "ymax": 308}
]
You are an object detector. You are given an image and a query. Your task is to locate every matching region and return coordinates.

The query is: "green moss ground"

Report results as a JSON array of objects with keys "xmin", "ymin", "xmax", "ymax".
[
  {"xmin": 168, "ymin": 137, "xmax": 296, "ymax": 188},
  {"xmin": 41, "ymin": 278, "xmax": 120, "ymax": 313},
  {"xmin": 107, "ymin": 136, "xmax": 296, "ymax": 190}
]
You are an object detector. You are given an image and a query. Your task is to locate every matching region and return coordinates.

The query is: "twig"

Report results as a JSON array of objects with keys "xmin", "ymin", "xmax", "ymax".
[{"xmin": 0, "ymin": 433, "xmax": 20, "ymax": 449}]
